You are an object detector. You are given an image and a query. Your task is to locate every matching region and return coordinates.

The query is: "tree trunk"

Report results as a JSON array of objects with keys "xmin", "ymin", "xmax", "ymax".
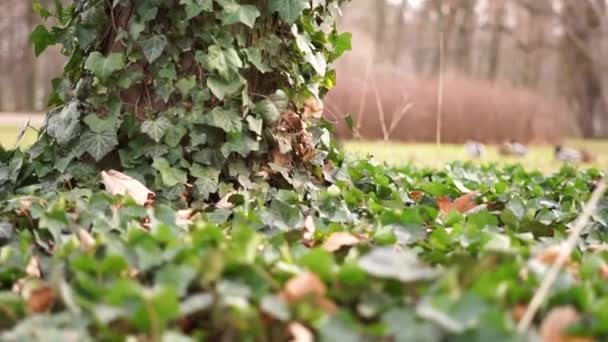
[{"xmin": 559, "ymin": 0, "xmax": 603, "ymax": 137}]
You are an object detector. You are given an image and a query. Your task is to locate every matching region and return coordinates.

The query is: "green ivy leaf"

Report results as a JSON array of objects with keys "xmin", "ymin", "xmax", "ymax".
[
  {"xmin": 180, "ymin": 0, "xmax": 213, "ymax": 20},
  {"xmin": 83, "ymin": 113, "xmax": 122, "ymax": 133},
  {"xmin": 221, "ymin": 133, "xmax": 260, "ymax": 158},
  {"xmin": 191, "ymin": 164, "xmax": 220, "ymax": 199},
  {"xmin": 142, "ymin": 117, "xmax": 173, "ymax": 142},
  {"xmin": 246, "ymin": 116, "xmax": 263, "ymax": 135},
  {"xmin": 46, "ymin": 101, "xmax": 81, "ymax": 145},
  {"xmin": 176, "ymin": 76, "xmax": 197, "ymax": 97},
  {"xmin": 79, "ymin": 130, "xmax": 119, "ymax": 161},
  {"xmin": 254, "ymin": 99, "xmax": 280, "ymax": 124},
  {"xmin": 207, "ymin": 73, "xmax": 244, "ymax": 100},
  {"xmin": 220, "ymin": 3, "xmax": 260, "ymax": 28},
  {"xmin": 152, "ymin": 158, "xmax": 188, "ymax": 187},
  {"xmin": 268, "ymin": 0, "xmax": 310, "ymax": 24},
  {"xmin": 141, "ymin": 34, "xmax": 168, "ymax": 64},
  {"xmin": 31, "ymin": 25, "xmax": 56, "ymax": 57},
  {"xmin": 204, "ymin": 108, "xmax": 242, "ymax": 133},
  {"xmin": 244, "ymin": 48, "xmax": 272, "ymax": 73},
  {"xmin": 358, "ymin": 247, "xmax": 436, "ymax": 283},
  {"xmin": 203, "ymin": 45, "xmax": 243, "ymax": 79},
  {"xmin": 84, "ymin": 52, "xmax": 125, "ymax": 81}
]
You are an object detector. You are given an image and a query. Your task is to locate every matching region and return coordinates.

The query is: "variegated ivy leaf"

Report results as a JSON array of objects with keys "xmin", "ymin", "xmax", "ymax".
[
  {"xmin": 46, "ymin": 101, "xmax": 81, "ymax": 145},
  {"xmin": 180, "ymin": 0, "xmax": 213, "ymax": 20},
  {"xmin": 142, "ymin": 116, "xmax": 173, "ymax": 142},
  {"xmin": 84, "ymin": 52, "xmax": 125, "ymax": 81},
  {"xmin": 79, "ymin": 130, "xmax": 119, "ymax": 161},
  {"xmin": 220, "ymin": 3, "xmax": 260, "ymax": 28},
  {"xmin": 268, "ymin": 0, "xmax": 310, "ymax": 24},
  {"xmin": 141, "ymin": 34, "xmax": 168, "ymax": 64}
]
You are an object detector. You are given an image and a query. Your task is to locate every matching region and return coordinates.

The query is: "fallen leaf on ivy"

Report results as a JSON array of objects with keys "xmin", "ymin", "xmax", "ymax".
[
  {"xmin": 410, "ymin": 191, "xmax": 423, "ymax": 202},
  {"xmin": 511, "ymin": 304, "xmax": 527, "ymax": 322},
  {"xmin": 536, "ymin": 244, "xmax": 578, "ymax": 274},
  {"xmin": 27, "ymin": 284, "xmax": 57, "ymax": 313},
  {"xmin": 438, "ymin": 192, "xmax": 479, "ymax": 215},
  {"xmin": 303, "ymin": 97, "xmax": 324, "ymax": 120},
  {"xmin": 289, "ymin": 322, "xmax": 314, "ymax": 342},
  {"xmin": 177, "ymin": 209, "xmax": 195, "ymax": 226},
  {"xmin": 540, "ymin": 306, "xmax": 593, "ymax": 342},
  {"xmin": 322, "ymin": 232, "xmax": 362, "ymax": 252},
  {"xmin": 216, "ymin": 192, "xmax": 236, "ymax": 209},
  {"xmin": 26, "ymin": 256, "xmax": 41, "ymax": 278},
  {"xmin": 282, "ymin": 271, "xmax": 337, "ymax": 314},
  {"xmin": 101, "ymin": 170, "xmax": 155, "ymax": 206},
  {"xmin": 78, "ymin": 229, "xmax": 95, "ymax": 250},
  {"xmin": 284, "ymin": 271, "xmax": 326, "ymax": 300},
  {"xmin": 302, "ymin": 216, "xmax": 316, "ymax": 248}
]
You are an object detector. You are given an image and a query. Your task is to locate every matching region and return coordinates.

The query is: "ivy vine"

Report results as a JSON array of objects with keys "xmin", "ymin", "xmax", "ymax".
[{"xmin": 1, "ymin": 0, "xmax": 351, "ymax": 204}]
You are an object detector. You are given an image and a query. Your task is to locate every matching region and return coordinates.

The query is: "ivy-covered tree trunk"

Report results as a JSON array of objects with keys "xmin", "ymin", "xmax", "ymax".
[{"xmin": 6, "ymin": 0, "xmax": 350, "ymax": 202}]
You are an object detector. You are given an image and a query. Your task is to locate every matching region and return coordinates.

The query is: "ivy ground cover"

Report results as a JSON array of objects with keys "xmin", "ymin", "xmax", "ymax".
[{"xmin": 1, "ymin": 158, "xmax": 607, "ymax": 341}]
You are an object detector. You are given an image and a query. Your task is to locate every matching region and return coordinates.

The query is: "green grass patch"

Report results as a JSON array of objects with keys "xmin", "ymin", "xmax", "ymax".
[
  {"xmin": 344, "ymin": 140, "xmax": 608, "ymax": 171},
  {"xmin": 0, "ymin": 126, "xmax": 39, "ymax": 150}
]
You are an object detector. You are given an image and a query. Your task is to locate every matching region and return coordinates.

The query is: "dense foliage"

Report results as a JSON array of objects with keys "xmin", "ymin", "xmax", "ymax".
[
  {"xmin": 1, "ymin": 0, "xmax": 350, "ymax": 201},
  {"xmin": 1, "ymin": 0, "xmax": 608, "ymax": 341},
  {"xmin": 0, "ymin": 160, "xmax": 606, "ymax": 340}
]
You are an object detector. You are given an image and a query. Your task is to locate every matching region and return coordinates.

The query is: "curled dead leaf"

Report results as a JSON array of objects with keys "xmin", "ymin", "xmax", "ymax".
[
  {"xmin": 289, "ymin": 322, "xmax": 314, "ymax": 342},
  {"xmin": 303, "ymin": 97, "xmax": 324, "ymax": 120},
  {"xmin": 322, "ymin": 232, "xmax": 362, "ymax": 252},
  {"xmin": 409, "ymin": 191, "xmax": 423, "ymax": 202},
  {"xmin": 78, "ymin": 229, "xmax": 96, "ymax": 250},
  {"xmin": 101, "ymin": 170, "xmax": 155, "ymax": 206},
  {"xmin": 26, "ymin": 284, "xmax": 57, "ymax": 313},
  {"xmin": 438, "ymin": 192, "xmax": 480, "ymax": 215},
  {"xmin": 284, "ymin": 272, "xmax": 326, "ymax": 301},
  {"xmin": 177, "ymin": 209, "xmax": 195, "ymax": 226},
  {"xmin": 302, "ymin": 216, "xmax": 316, "ymax": 248},
  {"xmin": 537, "ymin": 244, "xmax": 578, "ymax": 274},
  {"xmin": 26, "ymin": 256, "xmax": 41, "ymax": 278},
  {"xmin": 216, "ymin": 192, "xmax": 236, "ymax": 209},
  {"xmin": 278, "ymin": 110, "xmax": 304, "ymax": 133},
  {"xmin": 540, "ymin": 306, "xmax": 593, "ymax": 342},
  {"xmin": 511, "ymin": 304, "xmax": 528, "ymax": 322}
]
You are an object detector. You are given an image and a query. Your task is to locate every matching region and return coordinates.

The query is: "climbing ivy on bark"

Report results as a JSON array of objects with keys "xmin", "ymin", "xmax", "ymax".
[{"xmin": 1, "ymin": 0, "xmax": 351, "ymax": 203}]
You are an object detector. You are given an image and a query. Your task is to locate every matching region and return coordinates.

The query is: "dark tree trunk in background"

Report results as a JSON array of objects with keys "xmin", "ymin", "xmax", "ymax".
[
  {"xmin": 487, "ymin": 2, "xmax": 505, "ymax": 80},
  {"xmin": 375, "ymin": 0, "xmax": 387, "ymax": 60},
  {"xmin": 559, "ymin": 0, "xmax": 603, "ymax": 137},
  {"xmin": 452, "ymin": 1, "xmax": 475, "ymax": 74},
  {"xmin": 391, "ymin": 0, "xmax": 408, "ymax": 64}
]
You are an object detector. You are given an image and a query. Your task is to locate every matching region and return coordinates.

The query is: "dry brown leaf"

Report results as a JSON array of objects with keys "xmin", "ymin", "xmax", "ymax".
[
  {"xmin": 78, "ymin": 229, "xmax": 96, "ymax": 250},
  {"xmin": 289, "ymin": 322, "xmax": 314, "ymax": 342},
  {"xmin": 537, "ymin": 245, "xmax": 578, "ymax": 274},
  {"xmin": 303, "ymin": 97, "xmax": 324, "ymax": 120},
  {"xmin": 540, "ymin": 306, "xmax": 594, "ymax": 342},
  {"xmin": 177, "ymin": 209, "xmax": 195, "ymax": 226},
  {"xmin": 409, "ymin": 191, "xmax": 423, "ymax": 202},
  {"xmin": 322, "ymin": 232, "xmax": 362, "ymax": 252},
  {"xmin": 600, "ymin": 264, "xmax": 608, "ymax": 280},
  {"xmin": 438, "ymin": 192, "xmax": 479, "ymax": 215},
  {"xmin": 27, "ymin": 284, "xmax": 57, "ymax": 313},
  {"xmin": 216, "ymin": 192, "xmax": 236, "ymax": 209},
  {"xmin": 101, "ymin": 170, "xmax": 155, "ymax": 206},
  {"xmin": 25, "ymin": 256, "xmax": 41, "ymax": 278},
  {"xmin": 284, "ymin": 272, "xmax": 326, "ymax": 302},
  {"xmin": 302, "ymin": 216, "xmax": 316, "ymax": 248},
  {"xmin": 511, "ymin": 304, "xmax": 528, "ymax": 322}
]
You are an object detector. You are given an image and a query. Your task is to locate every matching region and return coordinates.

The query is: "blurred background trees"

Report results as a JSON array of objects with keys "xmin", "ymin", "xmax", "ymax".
[{"xmin": 1, "ymin": 0, "xmax": 608, "ymax": 141}]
